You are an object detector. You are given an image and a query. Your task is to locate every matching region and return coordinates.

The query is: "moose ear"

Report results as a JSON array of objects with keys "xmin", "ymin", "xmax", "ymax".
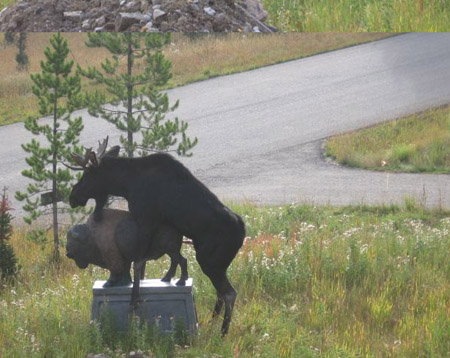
[{"xmin": 105, "ymin": 146, "xmax": 120, "ymax": 158}]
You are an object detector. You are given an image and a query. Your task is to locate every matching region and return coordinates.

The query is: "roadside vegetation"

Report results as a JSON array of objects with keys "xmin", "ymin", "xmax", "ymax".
[
  {"xmin": 1, "ymin": 202, "xmax": 449, "ymax": 358},
  {"xmin": 0, "ymin": 0, "xmax": 13, "ymax": 8},
  {"xmin": 263, "ymin": 0, "xmax": 450, "ymax": 31},
  {"xmin": 325, "ymin": 106, "xmax": 450, "ymax": 173},
  {"xmin": 1, "ymin": 0, "xmax": 448, "ymax": 31},
  {"xmin": 0, "ymin": 32, "xmax": 390, "ymax": 126}
]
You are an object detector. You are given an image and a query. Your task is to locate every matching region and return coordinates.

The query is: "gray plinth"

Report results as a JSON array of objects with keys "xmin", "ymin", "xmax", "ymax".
[{"xmin": 91, "ymin": 278, "xmax": 197, "ymax": 333}]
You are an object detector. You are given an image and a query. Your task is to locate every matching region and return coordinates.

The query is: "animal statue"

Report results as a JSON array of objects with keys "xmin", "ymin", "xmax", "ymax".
[
  {"xmin": 66, "ymin": 208, "xmax": 188, "ymax": 287},
  {"xmin": 69, "ymin": 138, "xmax": 245, "ymax": 336}
]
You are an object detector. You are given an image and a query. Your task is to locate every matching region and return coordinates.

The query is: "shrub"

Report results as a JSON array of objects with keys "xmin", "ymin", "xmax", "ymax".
[
  {"xmin": 0, "ymin": 187, "xmax": 19, "ymax": 284},
  {"xmin": 0, "ymin": 242, "xmax": 19, "ymax": 284}
]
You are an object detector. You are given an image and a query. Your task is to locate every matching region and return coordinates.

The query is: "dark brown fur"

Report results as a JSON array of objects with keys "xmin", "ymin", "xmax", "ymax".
[{"xmin": 70, "ymin": 149, "xmax": 245, "ymax": 335}]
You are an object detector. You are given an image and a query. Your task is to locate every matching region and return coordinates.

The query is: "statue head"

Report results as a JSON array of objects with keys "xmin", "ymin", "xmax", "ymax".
[{"xmin": 66, "ymin": 224, "xmax": 98, "ymax": 269}]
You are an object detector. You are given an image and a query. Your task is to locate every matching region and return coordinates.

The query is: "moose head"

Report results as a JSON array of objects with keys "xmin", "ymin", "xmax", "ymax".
[{"xmin": 69, "ymin": 137, "xmax": 120, "ymax": 209}]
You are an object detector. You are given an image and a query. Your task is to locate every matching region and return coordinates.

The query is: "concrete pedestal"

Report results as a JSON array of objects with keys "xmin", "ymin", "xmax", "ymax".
[{"xmin": 91, "ymin": 278, "xmax": 197, "ymax": 333}]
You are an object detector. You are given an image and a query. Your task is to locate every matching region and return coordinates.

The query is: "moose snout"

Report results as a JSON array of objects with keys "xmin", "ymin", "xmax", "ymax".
[{"xmin": 69, "ymin": 188, "xmax": 88, "ymax": 208}]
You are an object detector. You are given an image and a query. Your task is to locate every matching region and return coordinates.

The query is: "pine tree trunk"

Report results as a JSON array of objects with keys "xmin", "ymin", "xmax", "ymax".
[
  {"xmin": 52, "ymin": 167, "xmax": 59, "ymax": 263},
  {"xmin": 52, "ymin": 99, "xmax": 60, "ymax": 263},
  {"xmin": 127, "ymin": 39, "xmax": 134, "ymax": 158}
]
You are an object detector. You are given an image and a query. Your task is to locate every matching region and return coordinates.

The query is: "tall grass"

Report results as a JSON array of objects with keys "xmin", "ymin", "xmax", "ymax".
[
  {"xmin": 1, "ymin": 203, "xmax": 449, "ymax": 357},
  {"xmin": 0, "ymin": 0, "xmax": 14, "ymax": 9},
  {"xmin": 0, "ymin": 33, "xmax": 390, "ymax": 126},
  {"xmin": 1, "ymin": 0, "xmax": 448, "ymax": 31},
  {"xmin": 325, "ymin": 106, "xmax": 450, "ymax": 173},
  {"xmin": 262, "ymin": 0, "xmax": 450, "ymax": 31}
]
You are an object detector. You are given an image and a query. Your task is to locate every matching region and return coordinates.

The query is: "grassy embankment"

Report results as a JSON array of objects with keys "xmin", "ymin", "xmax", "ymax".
[
  {"xmin": 325, "ymin": 106, "xmax": 450, "ymax": 174},
  {"xmin": 0, "ymin": 33, "xmax": 390, "ymax": 126},
  {"xmin": 1, "ymin": 203, "xmax": 449, "ymax": 357},
  {"xmin": 262, "ymin": 0, "xmax": 450, "ymax": 31},
  {"xmin": 0, "ymin": 0, "xmax": 449, "ymax": 31}
]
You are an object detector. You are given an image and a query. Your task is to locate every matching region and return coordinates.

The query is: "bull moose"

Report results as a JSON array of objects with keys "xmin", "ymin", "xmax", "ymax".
[{"xmin": 68, "ymin": 138, "xmax": 245, "ymax": 336}]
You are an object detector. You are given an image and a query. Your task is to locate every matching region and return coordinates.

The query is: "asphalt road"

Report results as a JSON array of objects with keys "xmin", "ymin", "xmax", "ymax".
[{"xmin": 2, "ymin": 33, "xmax": 450, "ymax": 218}]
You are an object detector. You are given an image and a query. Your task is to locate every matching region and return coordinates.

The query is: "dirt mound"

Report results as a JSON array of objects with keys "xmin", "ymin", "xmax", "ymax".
[{"xmin": 0, "ymin": 0, "xmax": 276, "ymax": 32}]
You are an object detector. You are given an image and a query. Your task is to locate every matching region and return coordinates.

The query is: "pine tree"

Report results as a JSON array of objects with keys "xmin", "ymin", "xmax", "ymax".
[
  {"xmin": 16, "ymin": 32, "xmax": 29, "ymax": 71},
  {"xmin": 0, "ymin": 187, "xmax": 19, "ymax": 285},
  {"xmin": 0, "ymin": 187, "xmax": 13, "ymax": 244},
  {"xmin": 79, "ymin": 33, "xmax": 197, "ymax": 158},
  {"xmin": 15, "ymin": 33, "xmax": 85, "ymax": 263},
  {"xmin": 3, "ymin": 32, "xmax": 15, "ymax": 46}
]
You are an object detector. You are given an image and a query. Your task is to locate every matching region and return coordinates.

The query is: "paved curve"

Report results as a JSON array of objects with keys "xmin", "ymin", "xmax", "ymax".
[{"xmin": 2, "ymin": 33, "xmax": 450, "ymax": 217}]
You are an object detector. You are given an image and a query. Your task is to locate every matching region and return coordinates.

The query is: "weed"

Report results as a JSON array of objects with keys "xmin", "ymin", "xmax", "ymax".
[
  {"xmin": 1, "ymin": 203, "xmax": 449, "ymax": 357},
  {"xmin": 262, "ymin": 0, "xmax": 450, "ymax": 31}
]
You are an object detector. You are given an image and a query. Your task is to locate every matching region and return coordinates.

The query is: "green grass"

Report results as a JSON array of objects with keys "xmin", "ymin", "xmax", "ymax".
[
  {"xmin": 0, "ymin": 0, "xmax": 14, "ymax": 9},
  {"xmin": 0, "ymin": 0, "xmax": 448, "ymax": 31},
  {"xmin": 262, "ymin": 0, "xmax": 450, "ymax": 31},
  {"xmin": 1, "ymin": 202, "xmax": 449, "ymax": 357},
  {"xmin": 325, "ymin": 106, "xmax": 450, "ymax": 174}
]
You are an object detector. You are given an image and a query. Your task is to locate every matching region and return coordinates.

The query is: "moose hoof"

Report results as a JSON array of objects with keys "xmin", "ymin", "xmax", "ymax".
[
  {"xmin": 161, "ymin": 276, "xmax": 172, "ymax": 283},
  {"xmin": 175, "ymin": 279, "xmax": 186, "ymax": 286}
]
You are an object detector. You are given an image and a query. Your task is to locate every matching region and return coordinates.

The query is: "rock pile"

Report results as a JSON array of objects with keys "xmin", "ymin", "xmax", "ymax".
[{"xmin": 0, "ymin": 0, "xmax": 275, "ymax": 32}]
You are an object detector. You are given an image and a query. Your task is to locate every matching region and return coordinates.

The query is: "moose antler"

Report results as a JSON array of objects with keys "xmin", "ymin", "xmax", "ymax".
[
  {"xmin": 89, "ymin": 137, "xmax": 109, "ymax": 167},
  {"xmin": 65, "ymin": 137, "xmax": 109, "ymax": 170},
  {"xmin": 96, "ymin": 136, "xmax": 109, "ymax": 161},
  {"xmin": 69, "ymin": 148, "xmax": 93, "ymax": 169}
]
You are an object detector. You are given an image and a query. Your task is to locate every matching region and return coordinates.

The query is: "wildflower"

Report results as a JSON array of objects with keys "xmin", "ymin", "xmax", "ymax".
[
  {"xmin": 360, "ymin": 244, "xmax": 369, "ymax": 254},
  {"xmin": 343, "ymin": 227, "xmax": 360, "ymax": 238}
]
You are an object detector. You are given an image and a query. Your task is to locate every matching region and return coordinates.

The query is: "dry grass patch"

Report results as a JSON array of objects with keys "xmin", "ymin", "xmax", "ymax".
[
  {"xmin": 166, "ymin": 33, "xmax": 390, "ymax": 84},
  {"xmin": 0, "ymin": 32, "xmax": 391, "ymax": 126}
]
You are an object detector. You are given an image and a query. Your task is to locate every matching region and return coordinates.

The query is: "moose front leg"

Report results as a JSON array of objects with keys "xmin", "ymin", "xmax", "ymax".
[
  {"xmin": 93, "ymin": 194, "xmax": 108, "ymax": 222},
  {"xmin": 130, "ymin": 259, "xmax": 146, "ymax": 310}
]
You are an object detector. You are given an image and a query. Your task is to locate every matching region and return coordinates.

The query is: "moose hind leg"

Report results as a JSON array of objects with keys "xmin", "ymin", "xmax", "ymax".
[
  {"xmin": 212, "ymin": 297, "xmax": 224, "ymax": 318},
  {"xmin": 221, "ymin": 282, "xmax": 237, "ymax": 336},
  {"xmin": 139, "ymin": 261, "xmax": 146, "ymax": 279},
  {"xmin": 175, "ymin": 254, "xmax": 188, "ymax": 286},
  {"xmin": 161, "ymin": 254, "xmax": 179, "ymax": 283},
  {"xmin": 206, "ymin": 269, "xmax": 237, "ymax": 336}
]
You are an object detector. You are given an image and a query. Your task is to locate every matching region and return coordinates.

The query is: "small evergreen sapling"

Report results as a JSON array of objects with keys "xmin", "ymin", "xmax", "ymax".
[
  {"xmin": 80, "ymin": 33, "xmax": 198, "ymax": 158},
  {"xmin": 15, "ymin": 33, "xmax": 86, "ymax": 263},
  {"xmin": 4, "ymin": 32, "xmax": 15, "ymax": 46},
  {"xmin": 0, "ymin": 187, "xmax": 19, "ymax": 285},
  {"xmin": 16, "ymin": 32, "xmax": 29, "ymax": 71}
]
